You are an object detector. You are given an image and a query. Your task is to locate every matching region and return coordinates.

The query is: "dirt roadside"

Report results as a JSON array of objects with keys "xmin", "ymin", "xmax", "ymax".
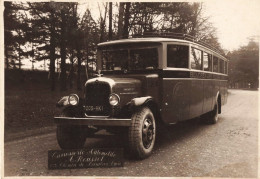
[{"xmin": 4, "ymin": 125, "xmax": 56, "ymax": 142}]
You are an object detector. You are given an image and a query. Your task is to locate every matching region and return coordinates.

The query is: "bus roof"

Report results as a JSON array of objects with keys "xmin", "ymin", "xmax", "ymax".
[
  {"xmin": 98, "ymin": 37, "xmax": 228, "ymax": 61},
  {"xmin": 98, "ymin": 37, "xmax": 190, "ymax": 45}
]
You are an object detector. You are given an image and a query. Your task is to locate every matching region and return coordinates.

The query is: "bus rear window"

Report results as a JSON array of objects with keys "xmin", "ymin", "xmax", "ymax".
[{"xmin": 167, "ymin": 45, "xmax": 189, "ymax": 68}]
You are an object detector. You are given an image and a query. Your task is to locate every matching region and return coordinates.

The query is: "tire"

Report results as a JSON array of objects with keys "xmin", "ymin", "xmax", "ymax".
[
  {"xmin": 128, "ymin": 107, "xmax": 156, "ymax": 159},
  {"xmin": 203, "ymin": 99, "xmax": 219, "ymax": 124},
  {"xmin": 56, "ymin": 125, "xmax": 86, "ymax": 149}
]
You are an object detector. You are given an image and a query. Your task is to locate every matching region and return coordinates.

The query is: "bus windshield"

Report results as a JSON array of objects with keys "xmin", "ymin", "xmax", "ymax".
[{"xmin": 100, "ymin": 46, "xmax": 158, "ymax": 71}]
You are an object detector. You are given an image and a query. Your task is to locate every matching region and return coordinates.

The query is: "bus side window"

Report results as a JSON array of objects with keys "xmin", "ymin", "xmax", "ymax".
[
  {"xmin": 224, "ymin": 61, "xmax": 228, "ymax": 74},
  {"xmin": 167, "ymin": 45, "xmax": 189, "ymax": 68},
  {"xmin": 203, "ymin": 52, "xmax": 212, "ymax": 71},
  {"xmin": 213, "ymin": 56, "xmax": 219, "ymax": 72},
  {"xmin": 190, "ymin": 47, "xmax": 202, "ymax": 70},
  {"xmin": 219, "ymin": 59, "xmax": 224, "ymax": 73}
]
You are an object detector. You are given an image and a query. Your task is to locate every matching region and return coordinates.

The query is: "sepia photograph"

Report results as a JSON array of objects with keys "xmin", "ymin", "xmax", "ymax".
[{"xmin": 2, "ymin": 0, "xmax": 259, "ymax": 178}]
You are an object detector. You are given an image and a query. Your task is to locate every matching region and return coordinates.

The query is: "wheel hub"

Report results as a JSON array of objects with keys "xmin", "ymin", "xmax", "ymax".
[{"xmin": 142, "ymin": 117, "xmax": 154, "ymax": 149}]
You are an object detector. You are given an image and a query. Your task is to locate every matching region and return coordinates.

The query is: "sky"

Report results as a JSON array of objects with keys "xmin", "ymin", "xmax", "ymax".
[{"xmin": 203, "ymin": 0, "xmax": 260, "ymax": 51}]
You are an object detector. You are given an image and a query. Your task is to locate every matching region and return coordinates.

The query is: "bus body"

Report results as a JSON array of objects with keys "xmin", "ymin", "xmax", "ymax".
[{"xmin": 54, "ymin": 36, "xmax": 228, "ymax": 159}]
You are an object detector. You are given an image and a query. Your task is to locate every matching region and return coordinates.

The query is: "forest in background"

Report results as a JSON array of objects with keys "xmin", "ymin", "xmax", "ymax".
[
  {"xmin": 228, "ymin": 40, "xmax": 259, "ymax": 89},
  {"xmin": 4, "ymin": 1, "xmax": 259, "ymax": 91}
]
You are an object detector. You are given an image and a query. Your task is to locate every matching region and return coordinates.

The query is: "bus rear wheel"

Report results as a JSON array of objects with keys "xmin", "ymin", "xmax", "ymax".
[
  {"xmin": 203, "ymin": 100, "xmax": 219, "ymax": 124},
  {"xmin": 128, "ymin": 107, "xmax": 156, "ymax": 159}
]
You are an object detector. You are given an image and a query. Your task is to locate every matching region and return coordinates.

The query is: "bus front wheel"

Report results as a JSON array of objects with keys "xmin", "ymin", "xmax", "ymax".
[{"xmin": 128, "ymin": 107, "xmax": 156, "ymax": 159}]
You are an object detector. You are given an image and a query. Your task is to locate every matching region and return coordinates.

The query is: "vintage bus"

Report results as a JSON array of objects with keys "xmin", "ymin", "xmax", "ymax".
[{"xmin": 54, "ymin": 33, "xmax": 228, "ymax": 159}]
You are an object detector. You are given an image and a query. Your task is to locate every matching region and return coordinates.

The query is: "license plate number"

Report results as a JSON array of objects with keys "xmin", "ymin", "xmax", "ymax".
[{"xmin": 85, "ymin": 106, "xmax": 104, "ymax": 112}]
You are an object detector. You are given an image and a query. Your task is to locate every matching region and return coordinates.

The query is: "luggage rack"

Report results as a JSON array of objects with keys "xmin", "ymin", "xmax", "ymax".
[{"xmin": 131, "ymin": 32, "xmax": 224, "ymax": 56}]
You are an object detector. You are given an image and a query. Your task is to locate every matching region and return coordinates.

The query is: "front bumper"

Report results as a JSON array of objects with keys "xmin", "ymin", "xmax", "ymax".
[{"xmin": 54, "ymin": 117, "xmax": 132, "ymax": 126}]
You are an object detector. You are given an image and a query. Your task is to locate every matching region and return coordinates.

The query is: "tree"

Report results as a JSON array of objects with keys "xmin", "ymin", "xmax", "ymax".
[
  {"xmin": 108, "ymin": 2, "xmax": 113, "ymax": 40},
  {"xmin": 98, "ymin": 2, "xmax": 108, "ymax": 42},
  {"xmin": 66, "ymin": 4, "xmax": 78, "ymax": 89},
  {"xmin": 69, "ymin": 7, "xmax": 99, "ymax": 89},
  {"xmin": 23, "ymin": 2, "xmax": 61, "ymax": 90},
  {"xmin": 228, "ymin": 40, "xmax": 259, "ymax": 88},
  {"xmin": 115, "ymin": 2, "xmax": 222, "ymax": 51},
  {"xmin": 59, "ymin": 5, "xmax": 67, "ymax": 91},
  {"xmin": 57, "ymin": 3, "xmax": 79, "ymax": 91},
  {"xmin": 4, "ymin": 2, "xmax": 29, "ymax": 70},
  {"xmin": 117, "ymin": 3, "xmax": 124, "ymax": 38},
  {"xmin": 122, "ymin": 3, "xmax": 130, "ymax": 39},
  {"xmin": 25, "ymin": 2, "xmax": 80, "ymax": 91}
]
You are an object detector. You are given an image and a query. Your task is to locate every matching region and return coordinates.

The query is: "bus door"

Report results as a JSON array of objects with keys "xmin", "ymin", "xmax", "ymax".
[
  {"xmin": 161, "ymin": 44, "xmax": 190, "ymax": 124},
  {"xmin": 203, "ymin": 79, "xmax": 214, "ymax": 113},
  {"xmin": 189, "ymin": 47, "xmax": 204, "ymax": 119},
  {"xmin": 161, "ymin": 76, "xmax": 190, "ymax": 124},
  {"xmin": 202, "ymin": 53, "xmax": 214, "ymax": 113},
  {"xmin": 189, "ymin": 77, "xmax": 204, "ymax": 118}
]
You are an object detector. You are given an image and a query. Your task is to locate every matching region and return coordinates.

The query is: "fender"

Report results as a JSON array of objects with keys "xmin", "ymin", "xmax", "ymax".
[
  {"xmin": 56, "ymin": 95, "xmax": 83, "ymax": 108},
  {"xmin": 130, "ymin": 96, "xmax": 153, "ymax": 106},
  {"xmin": 128, "ymin": 96, "xmax": 161, "ymax": 123},
  {"xmin": 56, "ymin": 96, "xmax": 84, "ymax": 117},
  {"xmin": 56, "ymin": 96, "xmax": 69, "ymax": 107}
]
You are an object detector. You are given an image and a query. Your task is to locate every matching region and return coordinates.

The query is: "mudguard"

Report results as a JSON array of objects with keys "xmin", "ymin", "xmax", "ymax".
[
  {"xmin": 56, "ymin": 96, "xmax": 69, "ymax": 107},
  {"xmin": 130, "ymin": 96, "xmax": 153, "ymax": 106}
]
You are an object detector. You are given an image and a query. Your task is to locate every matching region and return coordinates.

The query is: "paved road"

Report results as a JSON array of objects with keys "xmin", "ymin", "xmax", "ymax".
[{"xmin": 4, "ymin": 89, "xmax": 258, "ymax": 177}]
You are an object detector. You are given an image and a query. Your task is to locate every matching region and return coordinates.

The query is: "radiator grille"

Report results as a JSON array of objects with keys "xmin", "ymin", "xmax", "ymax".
[{"xmin": 85, "ymin": 81, "xmax": 111, "ymax": 116}]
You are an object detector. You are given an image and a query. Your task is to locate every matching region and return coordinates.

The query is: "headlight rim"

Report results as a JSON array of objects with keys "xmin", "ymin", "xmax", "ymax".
[
  {"xmin": 109, "ymin": 93, "xmax": 120, "ymax": 106},
  {"xmin": 68, "ymin": 94, "xmax": 79, "ymax": 106}
]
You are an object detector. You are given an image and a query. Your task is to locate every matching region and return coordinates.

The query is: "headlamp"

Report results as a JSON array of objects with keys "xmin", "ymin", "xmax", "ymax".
[
  {"xmin": 68, "ymin": 94, "xmax": 79, "ymax": 106},
  {"xmin": 109, "ymin": 94, "xmax": 120, "ymax": 106}
]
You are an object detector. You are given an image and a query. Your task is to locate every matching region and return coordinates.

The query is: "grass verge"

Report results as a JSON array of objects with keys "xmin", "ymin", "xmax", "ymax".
[{"xmin": 5, "ymin": 80, "xmax": 84, "ymax": 137}]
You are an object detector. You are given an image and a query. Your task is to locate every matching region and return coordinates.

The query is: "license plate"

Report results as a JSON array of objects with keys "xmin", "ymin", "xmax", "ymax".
[{"xmin": 85, "ymin": 106, "xmax": 104, "ymax": 112}]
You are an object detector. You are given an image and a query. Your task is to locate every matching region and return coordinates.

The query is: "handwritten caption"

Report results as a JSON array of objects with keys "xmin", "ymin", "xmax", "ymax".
[{"xmin": 48, "ymin": 148, "xmax": 124, "ymax": 169}]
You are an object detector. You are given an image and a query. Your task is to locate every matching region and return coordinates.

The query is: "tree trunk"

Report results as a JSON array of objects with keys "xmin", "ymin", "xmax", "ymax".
[
  {"xmin": 49, "ymin": 11, "xmax": 56, "ymax": 91},
  {"xmin": 18, "ymin": 44, "xmax": 21, "ymax": 70},
  {"xmin": 76, "ymin": 44, "xmax": 81, "ymax": 91},
  {"xmin": 144, "ymin": 11, "xmax": 148, "ymax": 32},
  {"xmin": 60, "ymin": 9, "xmax": 67, "ymax": 91},
  {"xmin": 69, "ymin": 53, "xmax": 74, "ymax": 89},
  {"xmin": 5, "ymin": 46, "xmax": 9, "ymax": 69},
  {"xmin": 118, "ymin": 3, "xmax": 124, "ymax": 39},
  {"xmin": 69, "ymin": 4, "xmax": 77, "ymax": 89},
  {"xmin": 122, "ymin": 2, "xmax": 130, "ymax": 39},
  {"xmin": 99, "ymin": 3, "xmax": 108, "ymax": 42},
  {"xmin": 108, "ymin": 2, "xmax": 113, "ymax": 40},
  {"xmin": 84, "ymin": 30, "xmax": 89, "ymax": 80},
  {"xmin": 12, "ymin": 59, "xmax": 16, "ymax": 69}
]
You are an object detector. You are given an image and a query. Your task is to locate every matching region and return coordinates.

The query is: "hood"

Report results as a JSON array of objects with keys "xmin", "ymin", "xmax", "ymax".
[
  {"xmin": 85, "ymin": 76, "xmax": 142, "ymax": 107},
  {"xmin": 86, "ymin": 76, "xmax": 141, "ymax": 94}
]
